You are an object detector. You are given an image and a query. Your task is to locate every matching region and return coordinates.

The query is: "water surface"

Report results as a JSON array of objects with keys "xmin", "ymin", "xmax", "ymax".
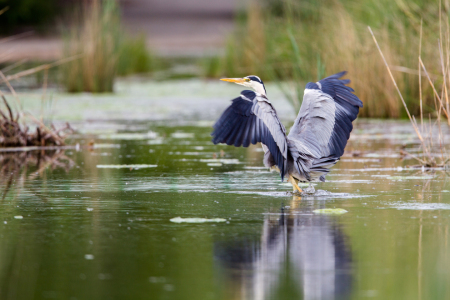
[{"xmin": 1, "ymin": 116, "xmax": 449, "ymax": 299}]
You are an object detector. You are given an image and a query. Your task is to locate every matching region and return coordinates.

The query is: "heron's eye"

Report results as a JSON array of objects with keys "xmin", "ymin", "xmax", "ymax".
[{"xmin": 245, "ymin": 78, "xmax": 250, "ymax": 82}]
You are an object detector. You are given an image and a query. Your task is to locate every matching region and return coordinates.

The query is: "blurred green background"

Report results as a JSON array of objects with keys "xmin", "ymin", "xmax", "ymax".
[{"xmin": 0, "ymin": 0, "xmax": 448, "ymax": 118}]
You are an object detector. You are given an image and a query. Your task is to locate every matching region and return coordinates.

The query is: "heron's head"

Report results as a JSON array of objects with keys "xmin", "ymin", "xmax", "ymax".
[{"xmin": 220, "ymin": 75, "xmax": 266, "ymax": 96}]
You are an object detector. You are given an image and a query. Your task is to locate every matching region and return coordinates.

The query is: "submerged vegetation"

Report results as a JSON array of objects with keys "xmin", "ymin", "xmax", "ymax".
[{"xmin": 208, "ymin": 0, "xmax": 446, "ymax": 118}]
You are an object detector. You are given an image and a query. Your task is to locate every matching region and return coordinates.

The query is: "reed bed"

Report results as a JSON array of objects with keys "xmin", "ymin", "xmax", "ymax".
[
  {"xmin": 62, "ymin": 0, "xmax": 120, "ymax": 93},
  {"xmin": 61, "ymin": 0, "xmax": 152, "ymax": 93},
  {"xmin": 212, "ymin": 0, "xmax": 444, "ymax": 118},
  {"xmin": 370, "ymin": 19, "xmax": 450, "ymax": 168}
]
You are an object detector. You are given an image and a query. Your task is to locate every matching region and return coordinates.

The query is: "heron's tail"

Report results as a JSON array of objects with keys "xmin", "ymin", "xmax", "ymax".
[{"xmin": 309, "ymin": 156, "xmax": 339, "ymax": 182}]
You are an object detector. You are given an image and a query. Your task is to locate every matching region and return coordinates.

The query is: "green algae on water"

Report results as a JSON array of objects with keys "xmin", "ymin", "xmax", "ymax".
[{"xmin": 313, "ymin": 208, "xmax": 348, "ymax": 215}]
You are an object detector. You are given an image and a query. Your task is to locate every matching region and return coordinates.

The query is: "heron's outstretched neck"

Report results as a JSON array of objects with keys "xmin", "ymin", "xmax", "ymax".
[{"xmin": 253, "ymin": 83, "xmax": 266, "ymax": 96}]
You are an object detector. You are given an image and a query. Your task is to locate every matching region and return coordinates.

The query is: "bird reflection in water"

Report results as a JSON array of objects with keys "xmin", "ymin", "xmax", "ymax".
[{"xmin": 214, "ymin": 196, "xmax": 352, "ymax": 300}]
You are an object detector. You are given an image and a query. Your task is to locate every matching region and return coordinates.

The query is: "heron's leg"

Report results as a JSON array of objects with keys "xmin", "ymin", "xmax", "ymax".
[{"xmin": 288, "ymin": 175, "xmax": 302, "ymax": 193}]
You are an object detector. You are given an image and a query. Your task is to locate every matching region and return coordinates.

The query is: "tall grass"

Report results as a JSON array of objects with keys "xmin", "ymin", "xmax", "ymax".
[
  {"xmin": 62, "ymin": 0, "xmax": 119, "ymax": 93},
  {"xmin": 61, "ymin": 0, "xmax": 152, "ymax": 93},
  {"xmin": 369, "ymin": 11, "xmax": 450, "ymax": 168},
  {"xmin": 117, "ymin": 35, "xmax": 153, "ymax": 76},
  {"xmin": 214, "ymin": 0, "xmax": 442, "ymax": 118}
]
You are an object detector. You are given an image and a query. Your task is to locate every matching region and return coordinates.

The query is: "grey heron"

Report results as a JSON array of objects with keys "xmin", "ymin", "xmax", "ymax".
[{"xmin": 211, "ymin": 72, "xmax": 363, "ymax": 193}]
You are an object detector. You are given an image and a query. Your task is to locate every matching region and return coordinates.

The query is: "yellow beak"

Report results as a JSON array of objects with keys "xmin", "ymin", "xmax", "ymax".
[{"xmin": 220, "ymin": 78, "xmax": 246, "ymax": 84}]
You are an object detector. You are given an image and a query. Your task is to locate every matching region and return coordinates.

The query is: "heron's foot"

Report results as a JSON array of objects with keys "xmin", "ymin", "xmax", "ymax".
[
  {"xmin": 303, "ymin": 184, "xmax": 315, "ymax": 195},
  {"xmin": 288, "ymin": 176, "xmax": 303, "ymax": 194},
  {"xmin": 293, "ymin": 184, "xmax": 303, "ymax": 194}
]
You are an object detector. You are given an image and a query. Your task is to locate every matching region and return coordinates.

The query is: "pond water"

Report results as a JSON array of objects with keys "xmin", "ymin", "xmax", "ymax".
[
  {"xmin": 1, "ymin": 80, "xmax": 450, "ymax": 300},
  {"xmin": 0, "ymin": 118, "xmax": 449, "ymax": 300}
]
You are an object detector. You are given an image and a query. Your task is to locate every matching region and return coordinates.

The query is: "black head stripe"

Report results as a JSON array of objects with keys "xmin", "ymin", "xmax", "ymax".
[{"xmin": 247, "ymin": 75, "xmax": 262, "ymax": 84}]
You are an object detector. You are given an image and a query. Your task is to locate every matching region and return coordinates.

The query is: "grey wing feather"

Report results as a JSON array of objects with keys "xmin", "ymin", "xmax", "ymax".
[
  {"xmin": 288, "ymin": 71, "xmax": 362, "ymax": 180},
  {"xmin": 252, "ymin": 97, "xmax": 288, "ymax": 158},
  {"xmin": 211, "ymin": 90, "xmax": 288, "ymax": 180},
  {"xmin": 288, "ymin": 89, "xmax": 336, "ymax": 158}
]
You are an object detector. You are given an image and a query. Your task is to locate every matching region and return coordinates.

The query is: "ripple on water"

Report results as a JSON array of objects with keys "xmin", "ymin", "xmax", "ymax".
[
  {"xmin": 385, "ymin": 202, "xmax": 450, "ymax": 210},
  {"xmin": 228, "ymin": 190, "xmax": 371, "ymax": 199},
  {"xmin": 300, "ymin": 190, "xmax": 373, "ymax": 199},
  {"xmin": 386, "ymin": 175, "xmax": 435, "ymax": 180},
  {"xmin": 199, "ymin": 159, "xmax": 242, "ymax": 164},
  {"xmin": 227, "ymin": 191, "xmax": 292, "ymax": 198},
  {"xmin": 96, "ymin": 164, "xmax": 157, "ymax": 169},
  {"xmin": 170, "ymin": 217, "xmax": 227, "ymax": 223}
]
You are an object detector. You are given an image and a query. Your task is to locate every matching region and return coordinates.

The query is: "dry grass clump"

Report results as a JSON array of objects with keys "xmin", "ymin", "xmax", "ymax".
[
  {"xmin": 0, "ymin": 5, "xmax": 74, "ymax": 148},
  {"xmin": 0, "ymin": 58, "xmax": 76, "ymax": 148},
  {"xmin": 0, "ymin": 96, "xmax": 72, "ymax": 148},
  {"xmin": 0, "ymin": 62, "xmax": 74, "ymax": 148},
  {"xmin": 0, "ymin": 60, "xmax": 75, "ymax": 149}
]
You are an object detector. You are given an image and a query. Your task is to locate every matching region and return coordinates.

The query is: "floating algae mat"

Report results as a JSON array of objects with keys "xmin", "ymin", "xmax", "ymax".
[
  {"xmin": 171, "ymin": 132, "xmax": 195, "ymax": 139},
  {"xmin": 313, "ymin": 208, "xmax": 348, "ymax": 215},
  {"xmin": 207, "ymin": 163, "xmax": 223, "ymax": 167},
  {"xmin": 170, "ymin": 217, "xmax": 227, "ymax": 223},
  {"xmin": 98, "ymin": 131, "xmax": 158, "ymax": 140}
]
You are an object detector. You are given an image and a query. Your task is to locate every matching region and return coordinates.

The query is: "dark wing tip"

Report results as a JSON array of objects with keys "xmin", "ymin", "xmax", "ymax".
[{"xmin": 319, "ymin": 71, "xmax": 363, "ymax": 108}]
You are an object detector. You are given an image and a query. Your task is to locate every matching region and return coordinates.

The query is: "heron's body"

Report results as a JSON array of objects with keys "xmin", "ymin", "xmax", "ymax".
[{"xmin": 212, "ymin": 72, "xmax": 362, "ymax": 193}]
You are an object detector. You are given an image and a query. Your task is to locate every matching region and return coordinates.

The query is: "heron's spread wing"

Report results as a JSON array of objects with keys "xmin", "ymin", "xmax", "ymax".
[
  {"xmin": 211, "ymin": 90, "xmax": 287, "ymax": 179},
  {"xmin": 317, "ymin": 71, "xmax": 363, "ymax": 157},
  {"xmin": 288, "ymin": 71, "xmax": 362, "ymax": 176}
]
